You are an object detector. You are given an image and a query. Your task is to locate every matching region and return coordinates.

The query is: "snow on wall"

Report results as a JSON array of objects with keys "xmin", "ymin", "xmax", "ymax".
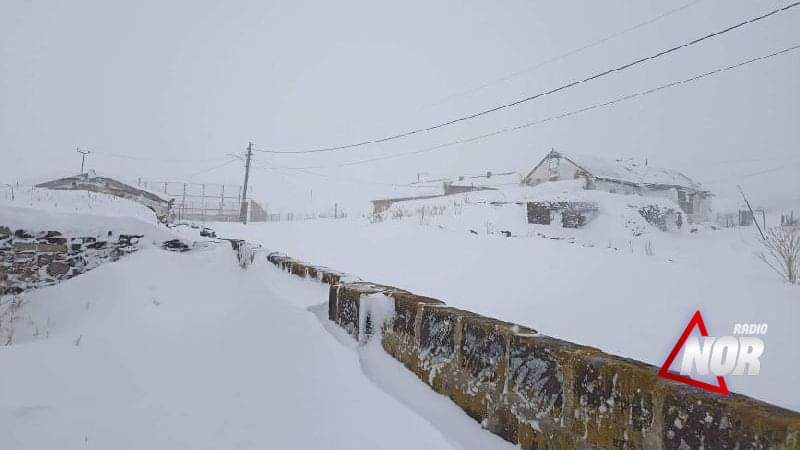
[{"xmin": 265, "ymin": 252, "xmax": 800, "ymax": 450}]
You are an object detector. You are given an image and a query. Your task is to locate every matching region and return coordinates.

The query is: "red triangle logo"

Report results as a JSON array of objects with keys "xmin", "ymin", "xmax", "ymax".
[{"xmin": 658, "ymin": 310, "xmax": 730, "ymax": 396}]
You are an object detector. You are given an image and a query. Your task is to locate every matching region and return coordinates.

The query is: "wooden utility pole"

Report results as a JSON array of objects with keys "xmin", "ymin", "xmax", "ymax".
[
  {"xmin": 240, "ymin": 142, "xmax": 253, "ymax": 224},
  {"xmin": 76, "ymin": 147, "xmax": 91, "ymax": 174},
  {"xmin": 738, "ymin": 185, "xmax": 766, "ymax": 240}
]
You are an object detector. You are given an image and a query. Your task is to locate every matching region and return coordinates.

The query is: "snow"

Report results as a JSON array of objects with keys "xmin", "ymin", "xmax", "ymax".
[
  {"xmin": 0, "ymin": 186, "xmax": 175, "ymax": 242},
  {"xmin": 0, "ymin": 243, "xmax": 515, "ymax": 449},
  {"xmin": 213, "ymin": 218, "xmax": 800, "ymax": 412},
  {"xmin": 553, "ymin": 151, "xmax": 703, "ymax": 190},
  {"xmin": 379, "ymin": 180, "xmax": 685, "ymax": 248}
]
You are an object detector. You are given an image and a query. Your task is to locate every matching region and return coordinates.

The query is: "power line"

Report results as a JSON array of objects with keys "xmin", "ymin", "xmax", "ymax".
[
  {"xmin": 253, "ymin": 162, "xmax": 430, "ymax": 188},
  {"xmin": 706, "ymin": 161, "xmax": 800, "ymax": 183},
  {"xmin": 255, "ymin": 2, "xmax": 800, "ymax": 155},
  {"xmin": 187, "ymin": 158, "xmax": 239, "ymax": 178},
  {"xmin": 93, "ymin": 151, "xmax": 230, "ymax": 164},
  {"xmin": 267, "ymin": 43, "xmax": 800, "ymax": 171},
  {"xmin": 425, "ymin": 0, "xmax": 708, "ymax": 109}
]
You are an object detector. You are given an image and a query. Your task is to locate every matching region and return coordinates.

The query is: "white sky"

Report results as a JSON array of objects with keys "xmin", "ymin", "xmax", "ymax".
[{"xmin": 1, "ymin": 0, "xmax": 798, "ymax": 213}]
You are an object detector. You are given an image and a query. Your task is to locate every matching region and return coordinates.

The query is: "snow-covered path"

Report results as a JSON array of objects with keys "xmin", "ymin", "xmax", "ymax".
[{"xmin": 0, "ymin": 245, "xmax": 512, "ymax": 449}]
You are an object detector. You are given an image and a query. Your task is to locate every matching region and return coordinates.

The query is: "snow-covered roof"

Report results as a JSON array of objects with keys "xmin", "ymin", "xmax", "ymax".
[
  {"xmin": 370, "ymin": 184, "xmax": 443, "ymax": 202},
  {"xmin": 35, "ymin": 173, "xmax": 173, "ymax": 219},
  {"xmin": 446, "ymin": 171, "xmax": 522, "ymax": 187},
  {"xmin": 542, "ymin": 150, "xmax": 705, "ymax": 191},
  {"xmin": 409, "ymin": 171, "xmax": 522, "ymax": 189}
]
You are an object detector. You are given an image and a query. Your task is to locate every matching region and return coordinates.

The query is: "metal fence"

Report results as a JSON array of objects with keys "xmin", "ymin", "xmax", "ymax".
[{"xmin": 136, "ymin": 180, "xmax": 243, "ymax": 223}]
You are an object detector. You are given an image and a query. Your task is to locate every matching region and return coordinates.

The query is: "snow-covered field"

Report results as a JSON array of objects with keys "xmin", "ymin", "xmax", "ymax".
[
  {"xmin": 2, "ymin": 186, "xmax": 797, "ymax": 449},
  {"xmin": 0, "ymin": 189, "xmax": 514, "ymax": 449},
  {"xmin": 213, "ymin": 216, "xmax": 800, "ymax": 412},
  {"xmin": 0, "ymin": 242, "xmax": 513, "ymax": 449}
]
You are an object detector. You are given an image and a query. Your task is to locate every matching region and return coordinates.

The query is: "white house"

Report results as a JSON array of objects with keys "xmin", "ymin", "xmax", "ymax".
[{"xmin": 521, "ymin": 150, "xmax": 713, "ymax": 223}]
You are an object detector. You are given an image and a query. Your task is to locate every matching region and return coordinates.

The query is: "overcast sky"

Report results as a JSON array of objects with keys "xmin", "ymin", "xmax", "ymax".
[{"xmin": 1, "ymin": 0, "xmax": 798, "ymax": 213}]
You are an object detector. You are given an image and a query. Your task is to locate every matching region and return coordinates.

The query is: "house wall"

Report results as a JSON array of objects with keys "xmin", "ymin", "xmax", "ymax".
[
  {"xmin": 523, "ymin": 155, "xmax": 585, "ymax": 186},
  {"xmin": 592, "ymin": 179, "xmax": 639, "ymax": 195},
  {"xmin": 690, "ymin": 194, "xmax": 713, "ymax": 223},
  {"xmin": 524, "ymin": 154, "xmax": 713, "ymax": 224}
]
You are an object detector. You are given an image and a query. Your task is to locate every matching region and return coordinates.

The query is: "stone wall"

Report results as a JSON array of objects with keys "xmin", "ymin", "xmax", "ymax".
[
  {"xmin": 265, "ymin": 251, "xmax": 800, "ymax": 450},
  {"xmin": 0, "ymin": 226, "xmax": 141, "ymax": 296}
]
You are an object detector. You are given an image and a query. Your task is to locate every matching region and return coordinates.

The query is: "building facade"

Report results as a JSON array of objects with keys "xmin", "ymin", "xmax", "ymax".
[{"xmin": 522, "ymin": 150, "xmax": 712, "ymax": 223}]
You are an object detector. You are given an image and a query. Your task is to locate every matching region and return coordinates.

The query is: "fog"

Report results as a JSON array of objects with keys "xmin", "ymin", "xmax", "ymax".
[{"xmin": 1, "ymin": 0, "xmax": 798, "ymax": 213}]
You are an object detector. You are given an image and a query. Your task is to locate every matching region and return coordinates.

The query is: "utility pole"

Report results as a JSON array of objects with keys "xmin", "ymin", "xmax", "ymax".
[
  {"xmin": 76, "ymin": 147, "xmax": 91, "ymax": 174},
  {"xmin": 240, "ymin": 142, "xmax": 253, "ymax": 224},
  {"xmin": 738, "ymin": 185, "xmax": 765, "ymax": 240}
]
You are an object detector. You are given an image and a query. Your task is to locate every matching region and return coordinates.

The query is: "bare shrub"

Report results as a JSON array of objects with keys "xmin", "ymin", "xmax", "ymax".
[
  {"xmin": 644, "ymin": 240, "xmax": 656, "ymax": 257},
  {"xmin": 759, "ymin": 226, "xmax": 799, "ymax": 284},
  {"xmin": 0, "ymin": 295, "xmax": 25, "ymax": 345}
]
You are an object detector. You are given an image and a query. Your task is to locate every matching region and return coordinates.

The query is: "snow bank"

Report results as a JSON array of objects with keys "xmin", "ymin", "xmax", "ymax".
[
  {"xmin": 0, "ymin": 187, "xmax": 175, "ymax": 241},
  {"xmin": 0, "ymin": 244, "xmax": 513, "ymax": 449}
]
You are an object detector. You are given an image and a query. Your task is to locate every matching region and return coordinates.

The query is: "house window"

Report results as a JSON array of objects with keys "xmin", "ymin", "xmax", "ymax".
[{"xmin": 548, "ymin": 157, "xmax": 560, "ymax": 179}]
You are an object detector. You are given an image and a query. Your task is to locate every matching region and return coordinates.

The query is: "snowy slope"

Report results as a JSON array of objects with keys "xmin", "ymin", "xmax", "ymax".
[
  {"xmin": 213, "ymin": 219, "xmax": 800, "ymax": 412},
  {"xmin": 0, "ymin": 244, "xmax": 513, "ymax": 449},
  {"xmin": 0, "ymin": 186, "xmax": 176, "ymax": 242}
]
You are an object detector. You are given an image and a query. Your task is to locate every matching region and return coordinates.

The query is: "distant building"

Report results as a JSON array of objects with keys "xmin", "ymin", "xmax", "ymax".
[
  {"xmin": 371, "ymin": 171, "xmax": 521, "ymax": 215},
  {"xmin": 522, "ymin": 150, "xmax": 712, "ymax": 223},
  {"xmin": 36, "ymin": 172, "xmax": 172, "ymax": 220},
  {"xmin": 442, "ymin": 171, "xmax": 521, "ymax": 195}
]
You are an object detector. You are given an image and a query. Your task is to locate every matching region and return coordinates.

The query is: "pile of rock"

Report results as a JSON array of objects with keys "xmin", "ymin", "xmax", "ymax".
[{"xmin": 0, "ymin": 226, "xmax": 141, "ymax": 295}]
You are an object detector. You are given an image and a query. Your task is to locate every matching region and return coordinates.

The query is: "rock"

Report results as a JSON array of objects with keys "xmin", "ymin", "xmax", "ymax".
[
  {"xmin": 161, "ymin": 239, "xmax": 191, "ymax": 252},
  {"xmin": 118, "ymin": 234, "xmax": 143, "ymax": 246},
  {"xmin": 14, "ymin": 229, "xmax": 33, "ymax": 239},
  {"xmin": 45, "ymin": 237, "xmax": 68, "ymax": 245},
  {"xmin": 36, "ymin": 243, "xmax": 68, "ymax": 254},
  {"xmin": 12, "ymin": 242, "xmax": 37, "ymax": 253},
  {"xmin": 46, "ymin": 261, "xmax": 70, "ymax": 277}
]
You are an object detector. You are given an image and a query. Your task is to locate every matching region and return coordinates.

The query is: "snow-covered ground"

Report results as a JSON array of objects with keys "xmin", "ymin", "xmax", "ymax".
[
  {"xmin": 213, "ymin": 216, "xmax": 800, "ymax": 412},
  {"xmin": 0, "ymin": 242, "xmax": 514, "ymax": 449},
  {"xmin": 0, "ymin": 186, "xmax": 175, "ymax": 242},
  {"xmin": 2, "ymin": 185, "xmax": 796, "ymax": 449}
]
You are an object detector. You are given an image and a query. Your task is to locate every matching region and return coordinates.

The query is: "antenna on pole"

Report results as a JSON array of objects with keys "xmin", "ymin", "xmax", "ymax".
[{"xmin": 76, "ymin": 147, "xmax": 91, "ymax": 174}]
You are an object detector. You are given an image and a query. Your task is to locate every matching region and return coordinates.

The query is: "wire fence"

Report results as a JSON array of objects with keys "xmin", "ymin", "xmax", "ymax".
[{"xmin": 136, "ymin": 179, "xmax": 244, "ymax": 222}]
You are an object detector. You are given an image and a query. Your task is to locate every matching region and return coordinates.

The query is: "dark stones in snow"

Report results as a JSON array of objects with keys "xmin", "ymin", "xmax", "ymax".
[{"xmin": 161, "ymin": 239, "xmax": 192, "ymax": 252}]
